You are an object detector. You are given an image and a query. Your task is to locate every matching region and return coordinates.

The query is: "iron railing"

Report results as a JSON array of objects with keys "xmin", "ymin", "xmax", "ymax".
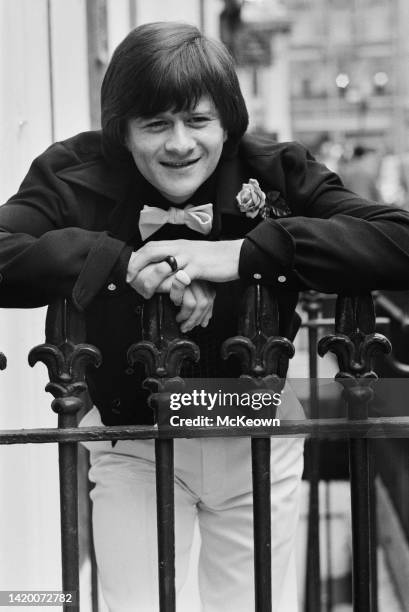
[{"xmin": 0, "ymin": 285, "xmax": 407, "ymax": 612}]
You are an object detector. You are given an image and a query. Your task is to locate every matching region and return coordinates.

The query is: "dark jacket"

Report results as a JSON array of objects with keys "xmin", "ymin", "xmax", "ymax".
[{"xmin": 1, "ymin": 131, "xmax": 409, "ymax": 424}]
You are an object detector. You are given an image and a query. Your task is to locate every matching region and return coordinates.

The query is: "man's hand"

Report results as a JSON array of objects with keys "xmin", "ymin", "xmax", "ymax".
[
  {"xmin": 126, "ymin": 239, "xmax": 243, "ymax": 299},
  {"xmin": 127, "ymin": 260, "xmax": 216, "ymax": 332},
  {"xmin": 127, "ymin": 260, "xmax": 173, "ymax": 299},
  {"xmin": 174, "ymin": 280, "xmax": 215, "ymax": 332}
]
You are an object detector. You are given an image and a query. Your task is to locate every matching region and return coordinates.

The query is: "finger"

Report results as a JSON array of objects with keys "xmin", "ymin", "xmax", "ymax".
[
  {"xmin": 199, "ymin": 283, "xmax": 215, "ymax": 327},
  {"xmin": 128, "ymin": 262, "xmax": 174, "ymax": 298},
  {"xmin": 155, "ymin": 276, "xmax": 173, "ymax": 294},
  {"xmin": 175, "ymin": 295, "xmax": 202, "ymax": 323},
  {"xmin": 179, "ymin": 284, "xmax": 209, "ymax": 331},
  {"xmin": 179, "ymin": 281, "xmax": 216, "ymax": 329},
  {"xmin": 176, "ymin": 289, "xmax": 196, "ymax": 324},
  {"xmin": 127, "ymin": 242, "xmax": 184, "ymax": 282},
  {"xmin": 169, "ymin": 276, "xmax": 188, "ymax": 307},
  {"xmin": 176, "ymin": 300, "xmax": 196, "ymax": 324},
  {"xmin": 128, "ymin": 263, "xmax": 164, "ymax": 298},
  {"xmin": 201, "ymin": 302, "xmax": 214, "ymax": 327}
]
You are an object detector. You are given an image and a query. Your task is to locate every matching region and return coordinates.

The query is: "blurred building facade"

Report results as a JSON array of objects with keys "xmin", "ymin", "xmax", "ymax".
[
  {"xmin": 285, "ymin": 0, "xmax": 409, "ymax": 155},
  {"xmin": 87, "ymin": 0, "xmax": 294, "ymax": 141}
]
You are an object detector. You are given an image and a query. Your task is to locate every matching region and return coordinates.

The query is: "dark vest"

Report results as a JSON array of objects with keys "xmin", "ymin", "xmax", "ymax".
[{"xmin": 84, "ymin": 171, "xmax": 299, "ymax": 426}]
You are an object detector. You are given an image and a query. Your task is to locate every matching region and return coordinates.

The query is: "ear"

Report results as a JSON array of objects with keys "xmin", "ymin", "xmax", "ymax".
[
  {"xmin": 223, "ymin": 130, "xmax": 228, "ymax": 143},
  {"xmin": 123, "ymin": 121, "xmax": 132, "ymax": 151}
]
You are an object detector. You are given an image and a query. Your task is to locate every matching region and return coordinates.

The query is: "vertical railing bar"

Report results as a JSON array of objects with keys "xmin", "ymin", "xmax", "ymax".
[
  {"xmin": 88, "ymin": 480, "xmax": 99, "ymax": 612},
  {"xmin": 221, "ymin": 284, "xmax": 293, "ymax": 612},
  {"xmin": 303, "ymin": 293, "xmax": 322, "ymax": 612},
  {"xmin": 325, "ymin": 482, "xmax": 333, "ymax": 612},
  {"xmin": 369, "ymin": 442, "xmax": 378, "ymax": 612},
  {"xmin": 29, "ymin": 298, "xmax": 102, "ymax": 612},
  {"xmin": 348, "ymin": 419, "xmax": 377, "ymax": 612},
  {"xmin": 347, "ymin": 351, "xmax": 376, "ymax": 612},
  {"xmin": 155, "ymin": 438, "xmax": 176, "ymax": 612},
  {"xmin": 58, "ymin": 411, "xmax": 80, "ymax": 612},
  {"xmin": 129, "ymin": 294, "xmax": 199, "ymax": 612},
  {"xmin": 252, "ymin": 437, "xmax": 272, "ymax": 612},
  {"xmin": 349, "ymin": 436, "xmax": 372, "ymax": 611},
  {"xmin": 318, "ymin": 295, "xmax": 391, "ymax": 612}
]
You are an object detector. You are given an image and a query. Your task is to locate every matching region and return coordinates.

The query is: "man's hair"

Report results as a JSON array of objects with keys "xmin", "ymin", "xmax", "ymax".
[{"xmin": 101, "ymin": 22, "xmax": 249, "ymax": 161}]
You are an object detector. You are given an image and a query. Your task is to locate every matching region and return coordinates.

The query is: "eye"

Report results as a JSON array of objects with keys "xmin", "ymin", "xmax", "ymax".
[
  {"xmin": 145, "ymin": 120, "xmax": 168, "ymax": 131},
  {"xmin": 188, "ymin": 115, "xmax": 211, "ymax": 127}
]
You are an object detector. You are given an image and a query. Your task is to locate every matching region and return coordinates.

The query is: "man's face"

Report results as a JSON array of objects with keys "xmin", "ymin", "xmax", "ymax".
[{"xmin": 126, "ymin": 96, "xmax": 227, "ymax": 204}]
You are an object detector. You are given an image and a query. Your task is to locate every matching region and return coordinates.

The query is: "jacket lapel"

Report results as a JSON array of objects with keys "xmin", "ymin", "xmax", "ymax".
[
  {"xmin": 56, "ymin": 159, "xmax": 131, "ymax": 202},
  {"xmin": 56, "ymin": 159, "xmax": 146, "ymax": 243},
  {"xmin": 209, "ymin": 155, "xmax": 246, "ymax": 239}
]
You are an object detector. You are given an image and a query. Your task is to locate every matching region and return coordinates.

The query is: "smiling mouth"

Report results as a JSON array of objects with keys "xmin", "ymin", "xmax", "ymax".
[{"xmin": 161, "ymin": 158, "xmax": 200, "ymax": 168}]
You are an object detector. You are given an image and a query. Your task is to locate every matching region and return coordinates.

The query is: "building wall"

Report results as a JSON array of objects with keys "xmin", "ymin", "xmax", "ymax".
[
  {"xmin": 285, "ymin": 0, "xmax": 409, "ymax": 153},
  {"xmin": 97, "ymin": 0, "xmax": 292, "ymax": 141},
  {"xmin": 0, "ymin": 0, "xmax": 90, "ymax": 596}
]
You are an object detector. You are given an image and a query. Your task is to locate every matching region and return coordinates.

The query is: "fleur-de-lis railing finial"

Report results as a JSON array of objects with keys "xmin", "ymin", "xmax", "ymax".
[
  {"xmin": 127, "ymin": 294, "xmax": 200, "ymax": 610},
  {"xmin": 28, "ymin": 298, "xmax": 101, "ymax": 610},
  {"xmin": 221, "ymin": 284, "xmax": 294, "ymax": 391},
  {"xmin": 28, "ymin": 299, "xmax": 102, "ymax": 419},
  {"xmin": 318, "ymin": 294, "xmax": 391, "ymax": 415},
  {"xmin": 127, "ymin": 294, "xmax": 200, "ymax": 400},
  {"xmin": 318, "ymin": 293, "xmax": 391, "ymax": 611},
  {"xmin": 222, "ymin": 283, "xmax": 294, "ymax": 611}
]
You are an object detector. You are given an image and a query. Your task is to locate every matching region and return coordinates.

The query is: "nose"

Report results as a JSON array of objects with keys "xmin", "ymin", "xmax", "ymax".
[{"xmin": 164, "ymin": 121, "xmax": 195, "ymax": 156}]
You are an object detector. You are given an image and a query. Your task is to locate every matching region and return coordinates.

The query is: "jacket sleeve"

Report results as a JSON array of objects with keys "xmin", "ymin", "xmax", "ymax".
[
  {"xmin": 0, "ymin": 143, "xmax": 129, "ymax": 309},
  {"xmin": 239, "ymin": 142, "xmax": 409, "ymax": 293}
]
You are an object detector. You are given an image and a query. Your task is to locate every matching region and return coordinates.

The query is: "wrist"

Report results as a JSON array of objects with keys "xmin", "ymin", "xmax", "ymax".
[{"xmin": 226, "ymin": 239, "xmax": 244, "ymax": 280}]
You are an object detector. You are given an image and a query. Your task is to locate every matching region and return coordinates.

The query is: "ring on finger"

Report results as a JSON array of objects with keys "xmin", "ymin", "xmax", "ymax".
[
  {"xmin": 163, "ymin": 255, "xmax": 178, "ymax": 272},
  {"xmin": 175, "ymin": 269, "xmax": 191, "ymax": 286}
]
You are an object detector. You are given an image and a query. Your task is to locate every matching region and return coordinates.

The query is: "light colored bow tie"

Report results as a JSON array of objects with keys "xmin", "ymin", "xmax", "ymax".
[{"xmin": 139, "ymin": 203, "xmax": 213, "ymax": 240}]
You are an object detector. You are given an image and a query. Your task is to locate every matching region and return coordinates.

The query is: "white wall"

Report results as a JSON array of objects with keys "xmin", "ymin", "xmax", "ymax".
[
  {"xmin": 0, "ymin": 0, "xmax": 90, "ymax": 596},
  {"xmin": 135, "ymin": 0, "xmax": 202, "ymax": 27}
]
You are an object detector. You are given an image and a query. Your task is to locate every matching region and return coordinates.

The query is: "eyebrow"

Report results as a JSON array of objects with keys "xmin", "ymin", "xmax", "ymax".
[
  {"xmin": 135, "ymin": 104, "xmax": 218, "ymax": 123},
  {"xmin": 190, "ymin": 107, "xmax": 216, "ymax": 115}
]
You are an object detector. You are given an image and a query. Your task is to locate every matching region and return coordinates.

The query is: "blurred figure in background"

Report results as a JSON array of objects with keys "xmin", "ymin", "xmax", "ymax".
[
  {"xmin": 340, "ymin": 145, "xmax": 381, "ymax": 202},
  {"xmin": 377, "ymin": 151, "xmax": 409, "ymax": 210}
]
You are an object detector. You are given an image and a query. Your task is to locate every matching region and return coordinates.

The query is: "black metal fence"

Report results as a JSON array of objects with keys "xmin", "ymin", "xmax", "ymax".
[{"xmin": 0, "ymin": 286, "xmax": 407, "ymax": 612}]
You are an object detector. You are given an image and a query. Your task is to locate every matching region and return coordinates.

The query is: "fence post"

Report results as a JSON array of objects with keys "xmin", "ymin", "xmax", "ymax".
[
  {"xmin": 127, "ymin": 294, "xmax": 200, "ymax": 612},
  {"xmin": 29, "ymin": 299, "xmax": 101, "ymax": 612},
  {"xmin": 318, "ymin": 294, "xmax": 391, "ymax": 612},
  {"xmin": 222, "ymin": 283, "xmax": 294, "ymax": 612},
  {"xmin": 301, "ymin": 291, "xmax": 324, "ymax": 612}
]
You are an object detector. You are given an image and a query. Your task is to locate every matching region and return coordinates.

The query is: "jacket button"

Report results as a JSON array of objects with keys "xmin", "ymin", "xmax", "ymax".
[
  {"xmin": 125, "ymin": 367, "xmax": 134, "ymax": 375},
  {"xmin": 134, "ymin": 305, "xmax": 143, "ymax": 315},
  {"xmin": 253, "ymin": 273, "xmax": 262, "ymax": 280},
  {"xmin": 277, "ymin": 275, "xmax": 286, "ymax": 283},
  {"xmin": 111, "ymin": 398, "xmax": 121, "ymax": 414},
  {"xmin": 107, "ymin": 283, "xmax": 117, "ymax": 291}
]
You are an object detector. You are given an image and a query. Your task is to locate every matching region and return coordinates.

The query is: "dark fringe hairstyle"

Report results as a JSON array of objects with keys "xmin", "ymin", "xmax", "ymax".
[{"xmin": 101, "ymin": 22, "xmax": 249, "ymax": 163}]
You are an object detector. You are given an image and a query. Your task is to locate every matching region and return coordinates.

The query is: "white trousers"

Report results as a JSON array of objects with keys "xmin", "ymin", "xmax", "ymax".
[{"xmin": 81, "ymin": 406, "xmax": 304, "ymax": 612}]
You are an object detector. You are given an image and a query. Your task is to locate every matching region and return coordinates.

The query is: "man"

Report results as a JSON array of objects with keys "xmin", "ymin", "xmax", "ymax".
[{"xmin": 1, "ymin": 22, "xmax": 409, "ymax": 612}]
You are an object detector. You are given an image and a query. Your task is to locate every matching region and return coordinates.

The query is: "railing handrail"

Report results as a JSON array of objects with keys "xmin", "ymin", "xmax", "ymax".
[
  {"xmin": 0, "ymin": 289, "xmax": 403, "ymax": 612},
  {"xmin": 0, "ymin": 416, "xmax": 409, "ymax": 444}
]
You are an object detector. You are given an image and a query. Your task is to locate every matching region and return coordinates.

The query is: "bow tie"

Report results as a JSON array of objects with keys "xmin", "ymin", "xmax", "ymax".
[{"xmin": 139, "ymin": 203, "xmax": 213, "ymax": 240}]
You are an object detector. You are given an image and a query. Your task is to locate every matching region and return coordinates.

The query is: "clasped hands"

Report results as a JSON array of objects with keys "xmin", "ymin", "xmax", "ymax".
[{"xmin": 126, "ymin": 239, "xmax": 243, "ymax": 333}]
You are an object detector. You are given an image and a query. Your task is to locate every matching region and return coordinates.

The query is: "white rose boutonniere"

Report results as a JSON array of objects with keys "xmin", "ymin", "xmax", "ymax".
[{"xmin": 236, "ymin": 179, "xmax": 266, "ymax": 218}]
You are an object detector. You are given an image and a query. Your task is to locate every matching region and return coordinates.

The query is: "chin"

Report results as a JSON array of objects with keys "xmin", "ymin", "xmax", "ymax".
[{"xmin": 167, "ymin": 186, "xmax": 200, "ymax": 202}]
